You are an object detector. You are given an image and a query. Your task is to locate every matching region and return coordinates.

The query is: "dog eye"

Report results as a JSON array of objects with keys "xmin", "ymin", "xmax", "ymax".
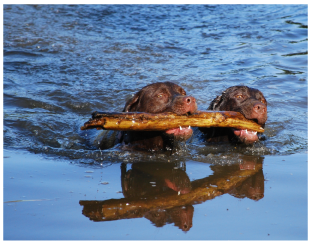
[
  {"xmin": 236, "ymin": 95, "xmax": 244, "ymax": 99},
  {"xmin": 157, "ymin": 94, "xmax": 163, "ymax": 98},
  {"xmin": 260, "ymin": 99, "xmax": 266, "ymax": 104}
]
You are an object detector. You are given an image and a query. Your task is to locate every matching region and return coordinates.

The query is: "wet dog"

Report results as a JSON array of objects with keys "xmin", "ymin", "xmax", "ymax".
[
  {"xmin": 200, "ymin": 85, "xmax": 267, "ymax": 144},
  {"xmin": 120, "ymin": 82, "xmax": 197, "ymax": 151},
  {"xmin": 97, "ymin": 82, "xmax": 197, "ymax": 151}
]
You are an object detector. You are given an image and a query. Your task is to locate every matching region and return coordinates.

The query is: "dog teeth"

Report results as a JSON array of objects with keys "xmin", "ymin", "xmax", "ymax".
[
  {"xmin": 178, "ymin": 126, "xmax": 191, "ymax": 130},
  {"xmin": 246, "ymin": 130, "xmax": 257, "ymax": 135}
]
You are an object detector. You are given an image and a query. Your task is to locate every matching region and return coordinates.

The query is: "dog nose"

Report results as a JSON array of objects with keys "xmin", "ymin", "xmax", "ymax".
[
  {"xmin": 184, "ymin": 96, "xmax": 197, "ymax": 114},
  {"xmin": 173, "ymin": 95, "xmax": 198, "ymax": 115},
  {"xmin": 251, "ymin": 102, "xmax": 267, "ymax": 125},
  {"xmin": 253, "ymin": 103, "xmax": 267, "ymax": 114},
  {"xmin": 184, "ymin": 96, "xmax": 196, "ymax": 105}
]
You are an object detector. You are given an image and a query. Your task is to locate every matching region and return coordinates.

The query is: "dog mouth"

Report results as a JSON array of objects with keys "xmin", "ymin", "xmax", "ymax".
[
  {"xmin": 232, "ymin": 128, "xmax": 259, "ymax": 144},
  {"xmin": 165, "ymin": 126, "xmax": 193, "ymax": 140}
]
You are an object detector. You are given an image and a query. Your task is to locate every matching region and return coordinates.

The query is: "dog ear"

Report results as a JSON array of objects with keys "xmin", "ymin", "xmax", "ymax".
[
  {"xmin": 168, "ymin": 82, "xmax": 186, "ymax": 96},
  {"xmin": 208, "ymin": 86, "xmax": 236, "ymax": 111},
  {"xmin": 123, "ymin": 91, "xmax": 142, "ymax": 112},
  {"xmin": 208, "ymin": 93, "xmax": 224, "ymax": 111}
]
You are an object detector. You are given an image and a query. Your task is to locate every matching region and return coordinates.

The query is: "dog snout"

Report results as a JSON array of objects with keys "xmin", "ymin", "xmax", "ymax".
[
  {"xmin": 173, "ymin": 95, "xmax": 197, "ymax": 115},
  {"xmin": 251, "ymin": 102, "xmax": 267, "ymax": 125},
  {"xmin": 184, "ymin": 96, "xmax": 197, "ymax": 114},
  {"xmin": 184, "ymin": 96, "xmax": 195, "ymax": 105},
  {"xmin": 253, "ymin": 102, "xmax": 267, "ymax": 114}
]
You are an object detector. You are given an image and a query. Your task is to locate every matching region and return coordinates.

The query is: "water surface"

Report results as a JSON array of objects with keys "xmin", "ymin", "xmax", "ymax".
[{"xmin": 3, "ymin": 4, "xmax": 308, "ymax": 240}]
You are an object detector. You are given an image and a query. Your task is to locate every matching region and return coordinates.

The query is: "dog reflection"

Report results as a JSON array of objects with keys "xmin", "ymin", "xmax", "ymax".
[
  {"xmin": 79, "ymin": 156, "xmax": 265, "ymax": 232},
  {"xmin": 121, "ymin": 162, "xmax": 191, "ymax": 198},
  {"xmin": 121, "ymin": 162, "xmax": 193, "ymax": 231},
  {"xmin": 210, "ymin": 155, "xmax": 265, "ymax": 200},
  {"xmin": 145, "ymin": 205, "xmax": 194, "ymax": 232}
]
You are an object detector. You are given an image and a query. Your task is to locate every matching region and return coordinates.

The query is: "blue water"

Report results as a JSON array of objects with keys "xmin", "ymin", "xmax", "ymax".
[{"xmin": 3, "ymin": 4, "xmax": 308, "ymax": 240}]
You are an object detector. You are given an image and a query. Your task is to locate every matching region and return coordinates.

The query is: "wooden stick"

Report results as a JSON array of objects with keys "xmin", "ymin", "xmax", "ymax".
[{"xmin": 80, "ymin": 110, "xmax": 264, "ymax": 133}]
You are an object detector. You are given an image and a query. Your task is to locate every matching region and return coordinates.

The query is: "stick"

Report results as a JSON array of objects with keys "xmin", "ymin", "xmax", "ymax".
[{"xmin": 80, "ymin": 111, "xmax": 264, "ymax": 133}]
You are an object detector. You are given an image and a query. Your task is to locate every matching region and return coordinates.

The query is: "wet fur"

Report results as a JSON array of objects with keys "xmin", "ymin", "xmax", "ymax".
[
  {"xmin": 98, "ymin": 82, "xmax": 197, "ymax": 151},
  {"xmin": 200, "ymin": 85, "xmax": 267, "ymax": 144}
]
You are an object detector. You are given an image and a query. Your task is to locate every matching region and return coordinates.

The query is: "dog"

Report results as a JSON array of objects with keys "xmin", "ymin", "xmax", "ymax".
[
  {"xmin": 120, "ymin": 82, "xmax": 197, "ymax": 151},
  {"xmin": 97, "ymin": 82, "xmax": 197, "ymax": 151},
  {"xmin": 200, "ymin": 85, "xmax": 267, "ymax": 144}
]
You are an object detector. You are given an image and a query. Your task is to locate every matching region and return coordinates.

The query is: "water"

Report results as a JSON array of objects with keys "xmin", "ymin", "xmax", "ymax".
[{"xmin": 3, "ymin": 4, "xmax": 308, "ymax": 240}]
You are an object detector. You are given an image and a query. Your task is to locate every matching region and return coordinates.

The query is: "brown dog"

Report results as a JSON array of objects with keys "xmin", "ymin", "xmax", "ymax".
[
  {"xmin": 200, "ymin": 85, "xmax": 267, "ymax": 144},
  {"xmin": 119, "ymin": 82, "xmax": 197, "ymax": 151}
]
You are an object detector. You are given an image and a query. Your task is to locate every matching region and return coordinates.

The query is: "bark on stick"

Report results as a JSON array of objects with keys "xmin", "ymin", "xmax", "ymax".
[{"xmin": 80, "ymin": 110, "xmax": 264, "ymax": 133}]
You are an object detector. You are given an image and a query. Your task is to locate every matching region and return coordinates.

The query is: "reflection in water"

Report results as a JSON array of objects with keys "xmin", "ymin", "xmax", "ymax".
[
  {"xmin": 121, "ymin": 162, "xmax": 191, "ymax": 198},
  {"xmin": 210, "ymin": 156, "xmax": 265, "ymax": 201},
  {"xmin": 79, "ymin": 155, "xmax": 264, "ymax": 232},
  {"xmin": 121, "ymin": 162, "xmax": 193, "ymax": 231},
  {"xmin": 141, "ymin": 205, "xmax": 194, "ymax": 232}
]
